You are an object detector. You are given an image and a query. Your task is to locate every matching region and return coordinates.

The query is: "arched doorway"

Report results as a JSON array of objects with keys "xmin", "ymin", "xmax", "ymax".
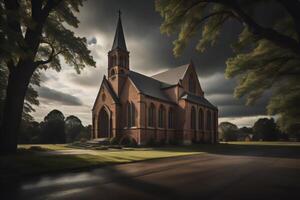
[{"xmin": 98, "ymin": 107, "xmax": 110, "ymax": 138}]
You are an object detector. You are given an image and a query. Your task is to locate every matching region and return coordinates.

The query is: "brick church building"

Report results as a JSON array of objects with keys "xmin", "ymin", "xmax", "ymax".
[{"xmin": 92, "ymin": 13, "xmax": 218, "ymax": 145}]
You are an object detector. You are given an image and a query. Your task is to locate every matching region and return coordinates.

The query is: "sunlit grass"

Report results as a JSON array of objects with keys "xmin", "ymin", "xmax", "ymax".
[
  {"xmin": 221, "ymin": 141, "xmax": 300, "ymax": 146},
  {"xmin": 18, "ymin": 144, "xmax": 71, "ymax": 150},
  {"xmin": 1, "ymin": 145, "xmax": 202, "ymax": 179}
]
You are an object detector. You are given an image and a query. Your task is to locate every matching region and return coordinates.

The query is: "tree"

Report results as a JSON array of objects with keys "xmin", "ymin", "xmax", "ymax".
[
  {"xmin": 0, "ymin": 64, "xmax": 39, "ymax": 125},
  {"xmin": 0, "ymin": 0, "xmax": 95, "ymax": 153},
  {"xmin": 218, "ymin": 122, "xmax": 238, "ymax": 141},
  {"xmin": 40, "ymin": 109, "xmax": 65, "ymax": 144},
  {"xmin": 19, "ymin": 121, "xmax": 42, "ymax": 144},
  {"xmin": 156, "ymin": 0, "xmax": 300, "ymax": 134},
  {"xmin": 284, "ymin": 123, "xmax": 300, "ymax": 141},
  {"xmin": 253, "ymin": 118, "xmax": 279, "ymax": 141},
  {"xmin": 65, "ymin": 115, "xmax": 83, "ymax": 143}
]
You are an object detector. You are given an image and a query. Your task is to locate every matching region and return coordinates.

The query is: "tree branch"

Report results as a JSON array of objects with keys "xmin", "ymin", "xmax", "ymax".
[
  {"xmin": 276, "ymin": 0, "xmax": 300, "ymax": 41},
  {"xmin": 41, "ymin": 0, "xmax": 63, "ymax": 21},
  {"xmin": 222, "ymin": 0, "xmax": 300, "ymax": 55},
  {"xmin": 33, "ymin": 40, "xmax": 62, "ymax": 66},
  {"xmin": 194, "ymin": 0, "xmax": 300, "ymax": 55}
]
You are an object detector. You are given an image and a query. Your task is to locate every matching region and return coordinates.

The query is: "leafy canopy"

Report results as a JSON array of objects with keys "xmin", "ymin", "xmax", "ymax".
[
  {"xmin": 156, "ymin": 0, "xmax": 300, "ymax": 132},
  {"xmin": 0, "ymin": 0, "xmax": 96, "ymax": 121}
]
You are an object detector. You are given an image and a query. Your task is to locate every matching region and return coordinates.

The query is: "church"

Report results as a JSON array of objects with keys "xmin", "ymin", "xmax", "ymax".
[{"xmin": 92, "ymin": 13, "xmax": 218, "ymax": 145}]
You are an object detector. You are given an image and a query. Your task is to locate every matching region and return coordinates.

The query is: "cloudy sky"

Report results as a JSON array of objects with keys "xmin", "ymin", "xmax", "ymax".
[{"xmin": 33, "ymin": 0, "xmax": 273, "ymax": 127}]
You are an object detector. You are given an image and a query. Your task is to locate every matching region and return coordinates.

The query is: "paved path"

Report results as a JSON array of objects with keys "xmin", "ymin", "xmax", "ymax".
[{"xmin": 2, "ymin": 150, "xmax": 300, "ymax": 200}]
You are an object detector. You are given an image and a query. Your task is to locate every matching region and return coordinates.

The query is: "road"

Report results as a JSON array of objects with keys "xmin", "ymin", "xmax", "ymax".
[{"xmin": 2, "ymin": 149, "xmax": 300, "ymax": 200}]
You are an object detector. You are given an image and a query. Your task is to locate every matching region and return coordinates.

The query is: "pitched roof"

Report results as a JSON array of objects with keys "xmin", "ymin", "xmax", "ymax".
[
  {"xmin": 111, "ymin": 12, "xmax": 127, "ymax": 51},
  {"xmin": 151, "ymin": 64, "xmax": 189, "ymax": 85},
  {"xmin": 180, "ymin": 93, "xmax": 218, "ymax": 110},
  {"xmin": 102, "ymin": 78, "xmax": 119, "ymax": 103},
  {"xmin": 92, "ymin": 77, "xmax": 119, "ymax": 110},
  {"xmin": 128, "ymin": 71, "xmax": 173, "ymax": 103}
]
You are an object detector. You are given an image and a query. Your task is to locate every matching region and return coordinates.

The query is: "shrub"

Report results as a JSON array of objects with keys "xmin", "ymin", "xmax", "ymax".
[{"xmin": 120, "ymin": 136, "xmax": 137, "ymax": 147}]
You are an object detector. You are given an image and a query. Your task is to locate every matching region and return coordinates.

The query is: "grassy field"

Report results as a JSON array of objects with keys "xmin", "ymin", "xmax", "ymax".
[
  {"xmin": 222, "ymin": 141, "xmax": 300, "ymax": 146},
  {"xmin": 1, "ymin": 142, "xmax": 299, "ymax": 180},
  {"xmin": 0, "ymin": 144, "xmax": 202, "ymax": 179}
]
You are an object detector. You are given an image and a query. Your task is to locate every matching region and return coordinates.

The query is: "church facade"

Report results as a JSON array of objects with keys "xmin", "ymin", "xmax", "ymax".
[{"xmin": 92, "ymin": 14, "xmax": 218, "ymax": 145}]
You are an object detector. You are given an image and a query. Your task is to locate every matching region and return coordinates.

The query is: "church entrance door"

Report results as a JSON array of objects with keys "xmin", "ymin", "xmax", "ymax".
[{"xmin": 98, "ymin": 107, "xmax": 110, "ymax": 138}]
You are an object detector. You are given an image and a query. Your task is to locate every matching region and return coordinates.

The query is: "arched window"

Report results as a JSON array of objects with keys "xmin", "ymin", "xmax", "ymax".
[
  {"xmin": 122, "ymin": 56, "xmax": 126, "ymax": 67},
  {"xmin": 132, "ymin": 103, "xmax": 135, "ymax": 126},
  {"xmin": 112, "ymin": 55, "xmax": 117, "ymax": 66},
  {"xmin": 191, "ymin": 106, "xmax": 196, "ymax": 129},
  {"xmin": 168, "ymin": 108, "xmax": 174, "ymax": 129},
  {"xmin": 206, "ymin": 110, "xmax": 211, "ymax": 131},
  {"xmin": 148, "ymin": 103, "xmax": 155, "ymax": 127},
  {"xmin": 158, "ymin": 105, "xmax": 165, "ymax": 128},
  {"xmin": 198, "ymin": 108, "xmax": 204, "ymax": 130},
  {"xmin": 111, "ymin": 68, "xmax": 116, "ymax": 76},
  {"xmin": 189, "ymin": 74, "xmax": 196, "ymax": 93},
  {"xmin": 127, "ymin": 102, "xmax": 131, "ymax": 127},
  {"xmin": 127, "ymin": 102, "xmax": 136, "ymax": 127}
]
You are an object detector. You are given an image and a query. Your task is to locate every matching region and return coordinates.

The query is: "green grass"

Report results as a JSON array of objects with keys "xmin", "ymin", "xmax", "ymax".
[
  {"xmin": 0, "ymin": 145, "xmax": 202, "ymax": 179},
  {"xmin": 18, "ymin": 144, "xmax": 71, "ymax": 150},
  {"xmin": 222, "ymin": 141, "xmax": 300, "ymax": 146},
  {"xmin": 1, "ymin": 142, "xmax": 299, "ymax": 180}
]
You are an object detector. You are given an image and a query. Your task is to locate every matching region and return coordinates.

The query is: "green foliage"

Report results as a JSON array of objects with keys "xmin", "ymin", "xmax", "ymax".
[
  {"xmin": 18, "ymin": 121, "xmax": 42, "ymax": 144},
  {"xmin": 218, "ymin": 122, "xmax": 238, "ymax": 141},
  {"xmin": 0, "ymin": 0, "xmax": 96, "ymax": 124},
  {"xmin": 41, "ymin": 109, "xmax": 66, "ymax": 144},
  {"xmin": 156, "ymin": 0, "xmax": 300, "ymax": 132},
  {"xmin": 65, "ymin": 115, "xmax": 83, "ymax": 143},
  {"xmin": 18, "ymin": 111, "xmax": 91, "ymax": 144},
  {"xmin": 253, "ymin": 118, "xmax": 280, "ymax": 141},
  {"xmin": 120, "ymin": 136, "xmax": 138, "ymax": 147}
]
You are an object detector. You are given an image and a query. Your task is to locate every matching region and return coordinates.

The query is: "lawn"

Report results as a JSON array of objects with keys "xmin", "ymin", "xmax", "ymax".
[
  {"xmin": 0, "ymin": 145, "xmax": 203, "ymax": 179},
  {"xmin": 223, "ymin": 141, "xmax": 300, "ymax": 146},
  {"xmin": 1, "ymin": 142, "xmax": 299, "ymax": 180}
]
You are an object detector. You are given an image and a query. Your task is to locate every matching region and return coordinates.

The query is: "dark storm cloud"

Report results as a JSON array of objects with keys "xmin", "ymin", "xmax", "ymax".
[
  {"xmin": 218, "ymin": 105, "xmax": 267, "ymax": 118},
  {"xmin": 78, "ymin": 0, "xmax": 242, "ymax": 74},
  {"xmin": 207, "ymin": 90, "xmax": 271, "ymax": 117},
  {"xmin": 72, "ymin": 0, "xmax": 280, "ymax": 120},
  {"xmin": 37, "ymin": 87, "xmax": 83, "ymax": 106}
]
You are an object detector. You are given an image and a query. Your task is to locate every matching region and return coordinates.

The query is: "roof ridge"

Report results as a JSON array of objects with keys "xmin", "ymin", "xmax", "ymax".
[
  {"xmin": 151, "ymin": 63, "xmax": 189, "ymax": 78},
  {"xmin": 130, "ymin": 70, "xmax": 171, "ymax": 85}
]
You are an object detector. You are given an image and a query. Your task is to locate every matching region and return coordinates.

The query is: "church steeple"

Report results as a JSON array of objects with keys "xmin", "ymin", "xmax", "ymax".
[
  {"xmin": 111, "ymin": 10, "xmax": 127, "ymax": 51},
  {"xmin": 108, "ymin": 10, "xmax": 129, "ymax": 75},
  {"xmin": 108, "ymin": 11, "xmax": 130, "ymax": 96}
]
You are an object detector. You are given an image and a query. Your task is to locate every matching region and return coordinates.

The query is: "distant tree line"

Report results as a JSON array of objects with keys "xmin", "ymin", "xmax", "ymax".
[
  {"xmin": 18, "ymin": 109, "xmax": 91, "ymax": 144},
  {"xmin": 218, "ymin": 117, "xmax": 299, "ymax": 142}
]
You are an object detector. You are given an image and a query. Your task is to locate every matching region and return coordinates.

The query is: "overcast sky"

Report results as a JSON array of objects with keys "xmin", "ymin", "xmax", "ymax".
[{"xmin": 33, "ymin": 0, "xmax": 275, "ymax": 127}]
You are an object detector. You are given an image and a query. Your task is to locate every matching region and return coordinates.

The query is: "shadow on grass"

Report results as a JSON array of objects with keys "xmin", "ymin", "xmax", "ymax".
[{"xmin": 154, "ymin": 143, "xmax": 300, "ymax": 159}]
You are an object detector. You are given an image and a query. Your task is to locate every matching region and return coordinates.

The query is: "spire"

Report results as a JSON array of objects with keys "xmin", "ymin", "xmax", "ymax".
[{"xmin": 111, "ymin": 10, "xmax": 127, "ymax": 51}]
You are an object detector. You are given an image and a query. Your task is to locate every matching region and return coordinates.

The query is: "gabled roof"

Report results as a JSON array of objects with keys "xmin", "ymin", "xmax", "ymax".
[
  {"xmin": 92, "ymin": 77, "xmax": 119, "ymax": 110},
  {"xmin": 151, "ymin": 64, "xmax": 189, "ymax": 85},
  {"xmin": 111, "ymin": 12, "xmax": 127, "ymax": 51},
  {"xmin": 180, "ymin": 93, "xmax": 218, "ymax": 110},
  {"xmin": 128, "ymin": 71, "xmax": 174, "ymax": 103}
]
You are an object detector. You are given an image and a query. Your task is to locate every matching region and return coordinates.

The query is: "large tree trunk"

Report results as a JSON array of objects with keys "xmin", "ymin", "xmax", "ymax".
[{"xmin": 0, "ymin": 65, "xmax": 32, "ymax": 154}]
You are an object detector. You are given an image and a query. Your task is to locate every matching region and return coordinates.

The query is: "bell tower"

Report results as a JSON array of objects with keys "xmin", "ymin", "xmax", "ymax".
[{"xmin": 108, "ymin": 11, "xmax": 129, "ymax": 96}]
